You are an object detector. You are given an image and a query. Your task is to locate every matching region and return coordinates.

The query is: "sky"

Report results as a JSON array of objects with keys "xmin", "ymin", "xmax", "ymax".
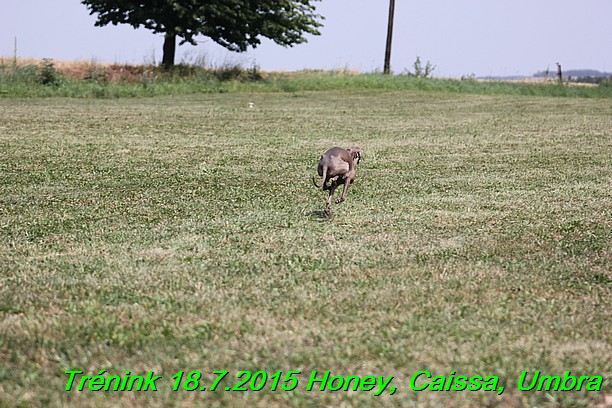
[{"xmin": 1, "ymin": 0, "xmax": 611, "ymax": 78}]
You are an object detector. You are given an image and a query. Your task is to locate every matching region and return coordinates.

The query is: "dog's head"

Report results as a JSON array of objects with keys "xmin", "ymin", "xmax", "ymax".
[{"xmin": 346, "ymin": 146, "xmax": 363, "ymax": 165}]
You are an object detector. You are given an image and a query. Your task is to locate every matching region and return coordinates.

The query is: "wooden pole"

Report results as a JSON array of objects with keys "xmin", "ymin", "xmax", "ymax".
[{"xmin": 384, "ymin": 0, "xmax": 395, "ymax": 74}]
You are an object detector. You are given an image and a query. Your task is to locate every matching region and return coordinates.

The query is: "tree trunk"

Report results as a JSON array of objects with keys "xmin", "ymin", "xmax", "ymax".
[{"xmin": 161, "ymin": 33, "xmax": 176, "ymax": 68}]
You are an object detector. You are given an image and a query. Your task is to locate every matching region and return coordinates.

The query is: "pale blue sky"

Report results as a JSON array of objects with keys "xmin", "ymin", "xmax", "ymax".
[{"xmin": 1, "ymin": 0, "xmax": 610, "ymax": 77}]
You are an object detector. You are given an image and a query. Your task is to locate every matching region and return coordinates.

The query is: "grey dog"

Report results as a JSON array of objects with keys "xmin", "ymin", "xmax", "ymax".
[{"xmin": 312, "ymin": 146, "xmax": 363, "ymax": 215}]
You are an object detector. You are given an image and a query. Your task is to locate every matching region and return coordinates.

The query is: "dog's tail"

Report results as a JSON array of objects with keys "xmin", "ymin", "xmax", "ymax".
[
  {"xmin": 313, "ymin": 165, "xmax": 327, "ymax": 190},
  {"xmin": 312, "ymin": 175, "xmax": 322, "ymax": 188}
]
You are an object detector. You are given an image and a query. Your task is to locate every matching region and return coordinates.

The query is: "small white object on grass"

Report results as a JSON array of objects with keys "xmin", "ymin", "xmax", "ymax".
[{"xmin": 248, "ymin": 102, "xmax": 254, "ymax": 108}]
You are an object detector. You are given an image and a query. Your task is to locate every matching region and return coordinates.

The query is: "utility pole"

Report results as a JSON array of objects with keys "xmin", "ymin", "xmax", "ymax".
[{"xmin": 384, "ymin": 0, "xmax": 395, "ymax": 74}]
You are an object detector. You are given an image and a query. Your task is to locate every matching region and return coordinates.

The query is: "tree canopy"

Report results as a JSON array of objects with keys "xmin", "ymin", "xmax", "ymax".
[{"xmin": 81, "ymin": 0, "xmax": 324, "ymax": 67}]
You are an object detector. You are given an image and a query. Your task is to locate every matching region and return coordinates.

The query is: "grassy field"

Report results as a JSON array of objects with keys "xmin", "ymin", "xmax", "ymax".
[{"xmin": 0, "ymin": 89, "xmax": 610, "ymax": 407}]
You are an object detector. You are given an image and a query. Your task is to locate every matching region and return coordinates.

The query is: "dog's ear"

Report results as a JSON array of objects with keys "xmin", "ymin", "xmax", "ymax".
[{"xmin": 346, "ymin": 146, "xmax": 362, "ymax": 163}]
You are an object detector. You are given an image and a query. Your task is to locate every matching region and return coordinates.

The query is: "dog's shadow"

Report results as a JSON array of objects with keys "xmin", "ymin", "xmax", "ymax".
[{"xmin": 306, "ymin": 209, "xmax": 333, "ymax": 220}]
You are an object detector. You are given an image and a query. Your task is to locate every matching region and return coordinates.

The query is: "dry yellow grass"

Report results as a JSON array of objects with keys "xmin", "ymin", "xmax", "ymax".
[{"xmin": 0, "ymin": 57, "xmax": 154, "ymax": 82}]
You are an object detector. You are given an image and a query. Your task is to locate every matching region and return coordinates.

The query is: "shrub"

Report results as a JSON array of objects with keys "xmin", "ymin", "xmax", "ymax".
[
  {"xmin": 84, "ymin": 66, "xmax": 110, "ymax": 84},
  {"xmin": 0, "ymin": 63, "xmax": 39, "ymax": 85},
  {"xmin": 38, "ymin": 59, "xmax": 62, "ymax": 86},
  {"xmin": 214, "ymin": 64, "xmax": 244, "ymax": 81},
  {"xmin": 246, "ymin": 63, "xmax": 262, "ymax": 82}
]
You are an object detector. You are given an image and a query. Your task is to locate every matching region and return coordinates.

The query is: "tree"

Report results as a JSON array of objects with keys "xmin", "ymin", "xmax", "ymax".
[{"xmin": 81, "ymin": 0, "xmax": 324, "ymax": 68}]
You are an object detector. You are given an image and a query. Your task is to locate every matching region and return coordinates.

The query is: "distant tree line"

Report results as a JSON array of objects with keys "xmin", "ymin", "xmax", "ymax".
[{"xmin": 534, "ymin": 69, "xmax": 612, "ymax": 84}]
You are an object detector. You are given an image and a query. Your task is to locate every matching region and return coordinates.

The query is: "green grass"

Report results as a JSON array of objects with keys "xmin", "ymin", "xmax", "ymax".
[
  {"xmin": 2, "ymin": 61, "xmax": 612, "ymax": 99},
  {"xmin": 0, "ymin": 90, "xmax": 610, "ymax": 407}
]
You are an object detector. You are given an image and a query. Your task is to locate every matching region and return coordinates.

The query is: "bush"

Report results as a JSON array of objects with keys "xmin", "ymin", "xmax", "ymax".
[
  {"xmin": 84, "ymin": 66, "xmax": 110, "ymax": 84},
  {"xmin": 214, "ymin": 64, "xmax": 244, "ymax": 81},
  {"xmin": 402, "ymin": 56, "xmax": 436, "ymax": 78},
  {"xmin": 39, "ymin": 59, "xmax": 62, "ymax": 86},
  {"xmin": 246, "ymin": 63, "xmax": 262, "ymax": 81},
  {"xmin": 0, "ymin": 63, "xmax": 39, "ymax": 85}
]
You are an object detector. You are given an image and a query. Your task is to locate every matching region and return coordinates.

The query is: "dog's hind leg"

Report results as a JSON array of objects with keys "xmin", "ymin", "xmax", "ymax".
[
  {"xmin": 335, "ymin": 171, "xmax": 355, "ymax": 204},
  {"xmin": 324, "ymin": 182, "xmax": 339, "ymax": 216}
]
